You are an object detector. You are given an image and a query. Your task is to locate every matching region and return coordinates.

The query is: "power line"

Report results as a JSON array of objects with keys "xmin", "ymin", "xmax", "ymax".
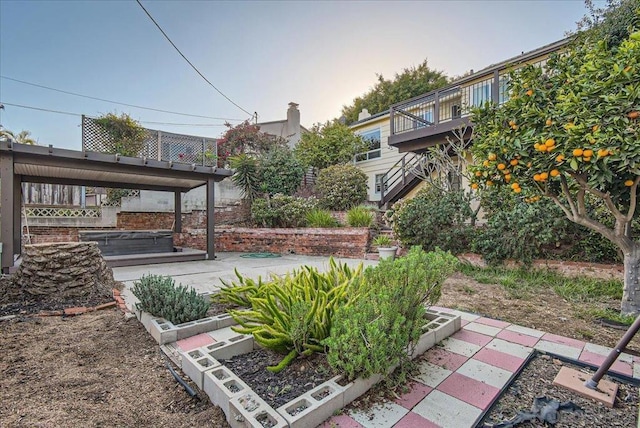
[
  {"xmin": 135, "ymin": 0, "xmax": 254, "ymax": 117},
  {"xmin": 0, "ymin": 101, "xmax": 228, "ymax": 127},
  {"xmin": 1, "ymin": 75, "xmax": 243, "ymax": 121}
]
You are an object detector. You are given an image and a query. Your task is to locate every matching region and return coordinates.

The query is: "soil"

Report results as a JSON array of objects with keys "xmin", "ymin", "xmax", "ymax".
[
  {"xmin": 1, "ymin": 261, "xmax": 639, "ymax": 428},
  {"xmin": 0, "ymin": 309, "xmax": 229, "ymax": 428},
  {"xmin": 482, "ymin": 354, "xmax": 638, "ymax": 427},
  {"xmin": 221, "ymin": 348, "xmax": 337, "ymax": 408}
]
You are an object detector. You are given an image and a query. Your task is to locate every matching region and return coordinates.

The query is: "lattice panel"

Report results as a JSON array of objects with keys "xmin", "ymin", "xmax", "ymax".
[
  {"xmin": 82, "ymin": 116, "xmax": 217, "ymax": 165},
  {"xmin": 26, "ymin": 207, "xmax": 101, "ymax": 218}
]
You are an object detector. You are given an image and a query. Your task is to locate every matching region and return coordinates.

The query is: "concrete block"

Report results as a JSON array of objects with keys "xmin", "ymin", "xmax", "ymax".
[
  {"xmin": 412, "ymin": 330, "xmax": 436, "ymax": 359},
  {"xmin": 160, "ymin": 343, "xmax": 183, "ymax": 368},
  {"xmin": 175, "ymin": 317, "xmax": 220, "ymax": 340},
  {"xmin": 181, "ymin": 349, "xmax": 221, "ymax": 389},
  {"xmin": 213, "ymin": 313, "xmax": 237, "ymax": 329},
  {"xmin": 203, "ymin": 367, "xmax": 251, "ymax": 417},
  {"xmin": 228, "ymin": 392, "xmax": 288, "ymax": 428},
  {"xmin": 139, "ymin": 311, "xmax": 156, "ymax": 332},
  {"xmin": 149, "ymin": 319, "xmax": 178, "ymax": 345},
  {"xmin": 334, "ymin": 373, "xmax": 384, "ymax": 406},
  {"xmin": 277, "ymin": 380, "xmax": 345, "ymax": 428},
  {"xmin": 206, "ymin": 334, "xmax": 254, "ymax": 360}
]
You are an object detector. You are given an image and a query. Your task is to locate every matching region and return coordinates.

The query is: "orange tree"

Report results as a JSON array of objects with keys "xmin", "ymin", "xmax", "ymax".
[{"xmin": 470, "ymin": 30, "xmax": 640, "ymax": 314}]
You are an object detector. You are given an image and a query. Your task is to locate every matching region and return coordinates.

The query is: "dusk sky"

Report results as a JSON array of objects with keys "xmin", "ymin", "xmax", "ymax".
[{"xmin": 1, "ymin": 0, "xmax": 600, "ymax": 150}]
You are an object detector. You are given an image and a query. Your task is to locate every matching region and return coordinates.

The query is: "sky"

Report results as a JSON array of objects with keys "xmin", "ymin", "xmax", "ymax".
[{"xmin": 0, "ymin": 0, "xmax": 601, "ymax": 151}]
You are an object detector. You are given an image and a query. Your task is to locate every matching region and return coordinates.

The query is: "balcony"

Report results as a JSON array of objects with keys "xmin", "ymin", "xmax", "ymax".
[{"xmin": 389, "ymin": 71, "xmax": 503, "ymax": 153}]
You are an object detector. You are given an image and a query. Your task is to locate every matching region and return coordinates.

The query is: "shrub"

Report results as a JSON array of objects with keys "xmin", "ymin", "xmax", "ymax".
[
  {"xmin": 315, "ymin": 164, "xmax": 368, "ymax": 210},
  {"xmin": 215, "ymin": 269, "xmax": 267, "ymax": 307},
  {"xmin": 258, "ymin": 146, "xmax": 305, "ymax": 196},
  {"xmin": 251, "ymin": 194, "xmax": 317, "ymax": 227},
  {"xmin": 346, "ymin": 206, "xmax": 374, "ymax": 227},
  {"xmin": 306, "ymin": 209, "xmax": 340, "ymax": 228},
  {"xmin": 372, "ymin": 235, "xmax": 393, "ymax": 247},
  {"xmin": 325, "ymin": 247, "xmax": 458, "ymax": 381},
  {"xmin": 227, "ymin": 259, "xmax": 364, "ymax": 372},
  {"xmin": 131, "ymin": 274, "xmax": 210, "ymax": 325},
  {"xmin": 386, "ymin": 187, "xmax": 475, "ymax": 254}
]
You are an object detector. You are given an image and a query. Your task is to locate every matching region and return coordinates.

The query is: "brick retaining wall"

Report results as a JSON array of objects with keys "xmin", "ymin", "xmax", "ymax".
[{"xmin": 175, "ymin": 227, "xmax": 371, "ymax": 258}]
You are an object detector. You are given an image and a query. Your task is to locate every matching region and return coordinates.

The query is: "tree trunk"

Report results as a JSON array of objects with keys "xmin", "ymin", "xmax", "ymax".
[{"xmin": 622, "ymin": 244, "xmax": 640, "ymax": 315}]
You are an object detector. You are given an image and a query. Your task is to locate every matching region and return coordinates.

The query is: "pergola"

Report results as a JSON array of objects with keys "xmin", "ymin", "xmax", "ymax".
[{"xmin": 0, "ymin": 141, "xmax": 232, "ymax": 272}]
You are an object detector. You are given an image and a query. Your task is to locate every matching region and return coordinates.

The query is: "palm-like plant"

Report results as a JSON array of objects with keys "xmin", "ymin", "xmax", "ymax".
[
  {"xmin": 229, "ymin": 154, "xmax": 260, "ymax": 201},
  {"xmin": 0, "ymin": 129, "xmax": 37, "ymax": 145}
]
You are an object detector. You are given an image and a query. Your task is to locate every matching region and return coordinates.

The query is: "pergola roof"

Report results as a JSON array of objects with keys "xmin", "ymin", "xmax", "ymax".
[{"xmin": 0, "ymin": 141, "xmax": 232, "ymax": 192}]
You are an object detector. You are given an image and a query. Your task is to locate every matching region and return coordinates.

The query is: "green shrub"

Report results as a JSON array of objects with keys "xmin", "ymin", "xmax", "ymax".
[
  {"xmin": 227, "ymin": 259, "xmax": 364, "ymax": 372},
  {"xmin": 325, "ymin": 247, "xmax": 458, "ymax": 381},
  {"xmin": 346, "ymin": 206, "xmax": 374, "ymax": 227},
  {"xmin": 315, "ymin": 164, "xmax": 368, "ymax": 210},
  {"xmin": 131, "ymin": 274, "xmax": 210, "ymax": 325},
  {"xmin": 229, "ymin": 154, "xmax": 260, "ymax": 201},
  {"xmin": 215, "ymin": 269, "xmax": 267, "ymax": 307},
  {"xmin": 258, "ymin": 146, "xmax": 305, "ymax": 196},
  {"xmin": 372, "ymin": 235, "xmax": 393, "ymax": 247},
  {"xmin": 306, "ymin": 209, "xmax": 340, "ymax": 228},
  {"xmin": 251, "ymin": 194, "xmax": 317, "ymax": 227},
  {"xmin": 386, "ymin": 187, "xmax": 475, "ymax": 254}
]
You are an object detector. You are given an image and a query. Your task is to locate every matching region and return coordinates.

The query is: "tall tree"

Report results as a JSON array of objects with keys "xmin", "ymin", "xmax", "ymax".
[
  {"xmin": 217, "ymin": 120, "xmax": 287, "ymax": 166},
  {"xmin": 294, "ymin": 121, "xmax": 368, "ymax": 170},
  {"xmin": 340, "ymin": 60, "xmax": 449, "ymax": 125}
]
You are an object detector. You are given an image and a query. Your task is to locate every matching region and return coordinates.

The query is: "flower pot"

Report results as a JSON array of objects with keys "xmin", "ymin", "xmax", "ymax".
[{"xmin": 377, "ymin": 246, "xmax": 397, "ymax": 260}]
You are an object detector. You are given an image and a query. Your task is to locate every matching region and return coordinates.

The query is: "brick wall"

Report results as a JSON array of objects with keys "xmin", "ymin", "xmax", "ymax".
[
  {"xmin": 116, "ymin": 206, "xmax": 249, "ymax": 230},
  {"xmin": 175, "ymin": 227, "xmax": 371, "ymax": 259},
  {"xmin": 24, "ymin": 226, "xmax": 116, "ymax": 245}
]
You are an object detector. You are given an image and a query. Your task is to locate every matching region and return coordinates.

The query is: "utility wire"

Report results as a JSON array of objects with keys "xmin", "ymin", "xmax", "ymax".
[
  {"xmin": 135, "ymin": 0, "xmax": 253, "ymax": 117},
  {"xmin": 0, "ymin": 101, "xmax": 228, "ymax": 127},
  {"xmin": 1, "ymin": 75, "xmax": 243, "ymax": 121}
]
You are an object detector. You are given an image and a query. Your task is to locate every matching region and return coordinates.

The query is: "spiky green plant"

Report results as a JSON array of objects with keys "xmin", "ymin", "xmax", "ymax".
[{"xmin": 346, "ymin": 206, "xmax": 375, "ymax": 227}]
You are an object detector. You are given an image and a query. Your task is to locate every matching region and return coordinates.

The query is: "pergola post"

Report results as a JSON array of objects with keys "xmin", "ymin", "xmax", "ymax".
[
  {"xmin": 174, "ymin": 191, "xmax": 182, "ymax": 233},
  {"xmin": 206, "ymin": 178, "xmax": 215, "ymax": 259},
  {"xmin": 0, "ymin": 153, "xmax": 15, "ymax": 272},
  {"xmin": 13, "ymin": 177, "xmax": 22, "ymax": 259}
]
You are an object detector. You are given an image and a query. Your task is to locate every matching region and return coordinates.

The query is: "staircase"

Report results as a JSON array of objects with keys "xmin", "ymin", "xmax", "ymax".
[{"xmin": 378, "ymin": 153, "xmax": 424, "ymax": 209}]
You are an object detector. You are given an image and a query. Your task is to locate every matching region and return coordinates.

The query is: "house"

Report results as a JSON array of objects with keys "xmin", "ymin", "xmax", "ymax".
[
  {"xmin": 257, "ymin": 102, "xmax": 305, "ymax": 149},
  {"xmin": 351, "ymin": 37, "xmax": 570, "ymax": 208}
]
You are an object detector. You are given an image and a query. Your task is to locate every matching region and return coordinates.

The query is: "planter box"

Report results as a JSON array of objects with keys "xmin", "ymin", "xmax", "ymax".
[
  {"xmin": 277, "ymin": 380, "xmax": 346, "ymax": 428},
  {"xmin": 137, "ymin": 310, "xmax": 239, "ymax": 345},
  {"xmin": 229, "ymin": 392, "xmax": 288, "ymax": 428}
]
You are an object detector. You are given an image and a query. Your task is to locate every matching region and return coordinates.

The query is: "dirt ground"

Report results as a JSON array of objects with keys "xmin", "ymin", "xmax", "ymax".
[{"xmin": 1, "ymin": 264, "xmax": 638, "ymax": 428}]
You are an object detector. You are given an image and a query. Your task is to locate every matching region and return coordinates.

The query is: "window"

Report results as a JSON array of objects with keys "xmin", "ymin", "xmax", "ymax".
[
  {"xmin": 471, "ymin": 80, "xmax": 492, "ymax": 107},
  {"xmin": 416, "ymin": 109, "xmax": 434, "ymax": 129},
  {"xmin": 375, "ymin": 173, "xmax": 388, "ymax": 193},
  {"xmin": 355, "ymin": 128, "xmax": 382, "ymax": 162},
  {"xmin": 498, "ymin": 75, "xmax": 510, "ymax": 105}
]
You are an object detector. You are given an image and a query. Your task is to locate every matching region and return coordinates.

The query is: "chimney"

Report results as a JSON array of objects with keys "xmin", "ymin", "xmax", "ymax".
[
  {"xmin": 358, "ymin": 108, "xmax": 371, "ymax": 121},
  {"xmin": 286, "ymin": 102, "xmax": 301, "ymax": 148}
]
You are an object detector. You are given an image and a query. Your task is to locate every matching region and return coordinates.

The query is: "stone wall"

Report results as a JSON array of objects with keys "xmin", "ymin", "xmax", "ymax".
[
  {"xmin": 13, "ymin": 242, "xmax": 116, "ymax": 298},
  {"xmin": 24, "ymin": 226, "xmax": 114, "ymax": 245},
  {"xmin": 116, "ymin": 206, "xmax": 249, "ymax": 230},
  {"xmin": 175, "ymin": 227, "xmax": 371, "ymax": 258}
]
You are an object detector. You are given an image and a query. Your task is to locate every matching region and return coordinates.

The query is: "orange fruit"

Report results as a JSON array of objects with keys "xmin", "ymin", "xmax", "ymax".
[
  {"xmin": 583, "ymin": 149, "xmax": 594, "ymax": 158},
  {"xmin": 583, "ymin": 157, "xmax": 591, "ymax": 162},
  {"xmin": 533, "ymin": 174, "xmax": 541, "ymax": 181},
  {"xmin": 565, "ymin": 122, "xmax": 575, "ymax": 130},
  {"xmin": 556, "ymin": 154, "xmax": 565, "ymax": 162},
  {"xmin": 514, "ymin": 187, "xmax": 522, "ymax": 193},
  {"xmin": 497, "ymin": 163, "xmax": 506, "ymax": 170},
  {"xmin": 546, "ymin": 119, "xmax": 553, "ymax": 126},
  {"xmin": 597, "ymin": 149, "xmax": 607, "ymax": 157},
  {"xmin": 511, "ymin": 124, "xmax": 519, "ymax": 130},
  {"xmin": 475, "ymin": 171, "xmax": 483, "ymax": 177},
  {"xmin": 573, "ymin": 148, "xmax": 584, "ymax": 157},
  {"xmin": 488, "ymin": 153, "xmax": 497, "ymax": 161},
  {"xmin": 550, "ymin": 169, "xmax": 560, "ymax": 177},
  {"xmin": 509, "ymin": 120, "xmax": 516, "ymax": 127},
  {"xmin": 545, "ymin": 139, "xmax": 555, "ymax": 147},
  {"xmin": 527, "ymin": 162, "xmax": 532, "ymax": 168},
  {"xmin": 511, "ymin": 183, "xmax": 520, "ymax": 190},
  {"xmin": 486, "ymin": 180, "xmax": 494, "ymax": 186},
  {"xmin": 539, "ymin": 172, "xmax": 549, "ymax": 180},
  {"xmin": 538, "ymin": 145, "xmax": 548, "ymax": 152},
  {"xmin": 526, "ymin": 89, "xmax": 534, "ymax": 96},
  {"xmin": 628, "ymin": 111, "xmax": 639, "ymax": 120},
  {"xmin": 624, "ymin": 180, "xmax": 634, "ymax": 187},
  {"xmin": 483, "ymin": 160, "xmax": 490, "ymax": 167},
  {"xmin": 510, "ymin": 159, "xmax": 519, "ymax": 166},
  {"xmin": 471, "ymin": 183, "xmax": 479, "ymax": 190},
  {"xmin": 504, "ymin": 174, "xmax": 512, "ymax": 182}
]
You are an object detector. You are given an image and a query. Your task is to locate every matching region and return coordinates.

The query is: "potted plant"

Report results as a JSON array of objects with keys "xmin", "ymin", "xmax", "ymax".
[{"xmin": 372, "ymin": 235, "xmax": 397, "ymax": 261}]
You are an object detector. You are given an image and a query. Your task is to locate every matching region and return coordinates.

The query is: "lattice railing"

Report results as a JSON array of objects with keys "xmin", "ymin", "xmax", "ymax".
[
  {"xmin": 82, "ymin": 116, "xmax": 218, "ymax": 166},
  {"xmin": 100, "ymin": 189, "xmax": 141, "ymax": 207},
  {"xmin": 26, "ymin": 207, "xmax": 101, "ymax": 218}
]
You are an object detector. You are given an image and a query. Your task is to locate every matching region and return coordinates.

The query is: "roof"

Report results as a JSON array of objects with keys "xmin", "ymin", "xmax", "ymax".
[
  {"xmin": 349, "ymin": 109, "xmax": 390, "ymax": 127},
  {"xmin": 0, "ymin": 141, "xmax": 232, "ymax": 193}
]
